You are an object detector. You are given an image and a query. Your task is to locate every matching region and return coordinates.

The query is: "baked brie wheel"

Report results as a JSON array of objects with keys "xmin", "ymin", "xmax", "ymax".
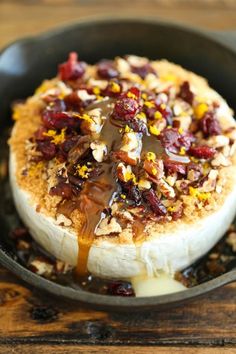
[{"xmin": 9, "ymin": 53, "xmax": 236, "ymax": 296}]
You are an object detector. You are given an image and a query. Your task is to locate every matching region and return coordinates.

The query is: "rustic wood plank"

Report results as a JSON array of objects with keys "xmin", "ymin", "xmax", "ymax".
[
  {"xmin": 1, "ymin": 1, "xmax": 236, "ymax": 49},
  {"xmin": 0, "ymin": 267, "xmax": 236, "ymax": 346},
  {"xmin": 0, "ymin": 345, "xmax": 236, "ymax": 354}
]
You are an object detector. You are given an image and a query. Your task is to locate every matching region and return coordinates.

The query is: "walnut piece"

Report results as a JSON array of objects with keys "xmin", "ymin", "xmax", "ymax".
[{"xmin": 211, "ymin": 153, "xmax": 231, "ymax": 167}]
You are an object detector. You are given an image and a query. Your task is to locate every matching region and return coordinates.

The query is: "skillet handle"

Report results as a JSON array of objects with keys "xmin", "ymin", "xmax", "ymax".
[{"xmin": 209, "ymin": 30, "xmax": 236, "ymax": 52}]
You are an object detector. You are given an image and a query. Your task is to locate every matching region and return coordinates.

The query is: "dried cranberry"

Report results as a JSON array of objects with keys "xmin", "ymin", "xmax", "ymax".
[
  {"xmin": 107, "ymin": 281, "xmax": 134, "ymax": 296},
  {"xmin": 42, "ymin": 111, "xmax": 80, "ymax": 130},
  {"xmin": 103, "ymin": 80, "xmax": 122, "ymax": 97},
  {"xmin": 159, "ymin": 128, "xmax": 194, "ymax": 153},
  {"xmin": 10, "ymin": 227, "xmax": 29, "ymax": 239},
  {"xmin": 131, "ymin": 63, "xmax": 155, "ymax": 79},
  {"xmin": 97, "ymin": 59, "xmax": 119, "ymax": 79},
  {"xmin": 113, "ymin": 97, "xmax": 141, "ymax": 121},
  {"xmin": 121, "ymin": 181, "xmax": 142, "ymax": 205},
  {"xmin": 159, "ymin": 128, "xmax": 179, "ymax": 153},
  {"xmin": 144, "ymin": 106, "xmax": 156, "ymax": 120},
  {"xmin": 178, "ymin": 81, "xmax": 194, "ymax": 105},
  {"xmin": 199, "ymin": 111, "xmax": 221, "ymax": 137},
  {"xmin": 189, "ymin": 145, "xmax": 216, "ymax": 159},
  {"xmin": 60, "ymin": 135, "xmax": 80, "ymax": 154},
  {"xmin": 37, "ymin": 141, "xmax": 57, "ymax": 160},
  {"xmin": 178, "ymin": 132, "xmax": 195, "ymax": 150},
  {"xmin": 164, "ymin": 159, "xmax": 186, "ymax": 175},
  {"xmin": 58, "ymin": 52, "xmax": 86, "ymax": 81},
  {"xmin": 142, "ymin": 189, "xmax": 167, "ymax": 216},
  {"xmin": 129, "ymin": 119, "xmax": 147, "ymax": 134},
  {"xmin": 145, "ymin": 102, "xmax": 172, "ymax": 126},
  {"xmin": 126, "ymin": 86, "xmax": 141, "ymax": 100},
  {"xmin": 50, "ymin": 182, "xmax": 73, "ymax": 199},
  {"xmin": 64, "ymin": 92, "xmax": 87, "ymax": 111},
  {"xmin": 34, "ymin": 127, "xmax": 49, "ymax": 141}
]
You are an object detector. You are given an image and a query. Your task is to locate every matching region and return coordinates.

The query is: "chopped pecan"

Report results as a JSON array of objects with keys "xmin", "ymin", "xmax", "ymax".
[
  {"xmin": 211, "ymin": 153, "xmax": 231, "ymax": 167},
  {"xmin": 80, "ymin": 108, "xmax": 103, "ymax": 134},
  {"xmin": 207, "ymin": 135, "xmax": 229, "ymax": 148},
  {"xmin": 29, "ymin": 258, "xmax": 54, "ymax": 276},
  {"xmin": 157, "ymin": 178, "xmax": 175, "ymax": 199},
  {"xmin": 198, "ymin": 170, "xmax": 218, "ymax": 192},
  {"xmin": 96, "ymin": 217, "xmax": 122, "ymax": 236},
  {"xmin": 138, "ymin": 178, "xmax": 152, "ymax": 190},
  {"xmin": 173, "ymin": 115, "xmax": 191, "ymax": 132},
  {"xmin": 119, "ymin": 132, "xmax": 142, "ymax": 164},
  {"xmin": 175, "ymin": 179, "xmax": 190, "ymax": 193},
  {"xmin": 165, "ymin": 173, "xmax": 177, "ymax": 186},
  {"xmin": 117, "ymin": 163, "xmax": 136, "ymax": 183},
  {"xmin": 143, "ymin": 159, "xmax": 164, "ymax": 179}
]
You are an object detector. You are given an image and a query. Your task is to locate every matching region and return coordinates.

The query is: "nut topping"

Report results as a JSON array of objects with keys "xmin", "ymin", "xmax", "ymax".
[{"xmin": 13, "ymin": 52, "xmax": 236, "ymax": 249}]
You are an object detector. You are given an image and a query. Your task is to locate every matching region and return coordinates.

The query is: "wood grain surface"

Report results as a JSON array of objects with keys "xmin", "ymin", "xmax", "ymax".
[
  {"xmin": 1, "ymin": 346, "xmax": 236, "ymax": 354},
  {"xmin": 0, "ymin": 1, "xmax": 236, "ymax": 353},
  {"xmin": 1, "ymin": 0, "xmax": 236, "ymax": 49},
  {"xmin": 0, "ymin": 266, "xmax": 236, "ymax": 352}
]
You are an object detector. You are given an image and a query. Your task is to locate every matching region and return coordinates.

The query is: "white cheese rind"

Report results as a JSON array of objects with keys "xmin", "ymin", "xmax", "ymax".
[
  {"xmin": 10, "ymin": 154, "xmax": 78, "ymax": 266},
  {"xmin": 10, "ymin": 152, "xmax": 236, "ymax": 279}
]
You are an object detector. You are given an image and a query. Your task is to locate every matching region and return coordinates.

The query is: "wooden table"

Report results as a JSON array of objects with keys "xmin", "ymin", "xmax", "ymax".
[{"xmin": 1, "ymin": 1, "xmax": 236, "ymax": 353}]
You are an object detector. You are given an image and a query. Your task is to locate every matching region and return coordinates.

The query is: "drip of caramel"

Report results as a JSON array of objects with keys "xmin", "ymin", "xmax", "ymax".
[
  {"xmin": 76, "ymin": 100, "xmax": 121, "ymax": 275},
  {"xmin": 76, "ymin": 171, "xmax": 117, "ymax": 275}
]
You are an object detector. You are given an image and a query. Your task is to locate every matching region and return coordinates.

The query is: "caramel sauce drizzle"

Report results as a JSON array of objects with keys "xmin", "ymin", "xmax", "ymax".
[
  {"xmin": 62, "ymin": 100, "xmax": 173, "ymax": 276},
  {"xmin": 76, "ymin": 169, "xmax": 117, "ymax": 276},
  {"xmin": 76, "ymin": 100, "xmax": 121, "ymax": 275}
]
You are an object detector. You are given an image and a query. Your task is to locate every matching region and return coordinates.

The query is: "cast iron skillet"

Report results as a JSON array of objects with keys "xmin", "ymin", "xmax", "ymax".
[{"xmin": 0, "ymin": 17, "xmax": 236, "ymax": 311}]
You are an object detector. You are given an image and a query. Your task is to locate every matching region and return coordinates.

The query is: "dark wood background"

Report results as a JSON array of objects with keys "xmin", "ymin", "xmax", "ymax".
[{"xmin": 0, "ymin": 1, "xmax": 236, "ymax": 353}]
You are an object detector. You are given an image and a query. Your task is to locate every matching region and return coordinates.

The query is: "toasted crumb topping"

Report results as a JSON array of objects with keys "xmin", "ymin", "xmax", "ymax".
[{"xmin": 9, "ymin": 53, "xmax": 236, "ymax": 243}]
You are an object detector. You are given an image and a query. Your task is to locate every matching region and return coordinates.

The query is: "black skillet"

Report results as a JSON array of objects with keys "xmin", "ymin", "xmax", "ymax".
[{"xmin": 0, "ymin": 17, "xmax": 236, "ymax": 311}]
